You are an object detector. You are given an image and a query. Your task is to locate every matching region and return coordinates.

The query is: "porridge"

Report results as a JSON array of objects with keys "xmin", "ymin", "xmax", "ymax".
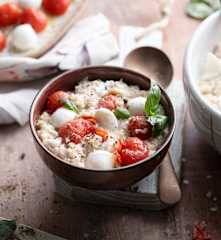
[
  {"xmin": 36, "ymin": 79, "xmax": 169, "ymax": 170},
  {"xmin": 199, "ymin": 49, "xmax": 221, "ymax": 112}
]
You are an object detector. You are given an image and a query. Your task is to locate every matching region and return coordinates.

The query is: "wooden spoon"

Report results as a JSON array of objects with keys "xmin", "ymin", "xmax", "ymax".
[{"xmin": 124, "ymin": 46, "xmax": 181, "ymax": 205}]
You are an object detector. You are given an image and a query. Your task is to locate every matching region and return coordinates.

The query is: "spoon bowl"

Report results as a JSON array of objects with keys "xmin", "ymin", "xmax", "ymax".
[
  {"xmin": 124, "ymin": 47, "xmax": 173, "ymax": 88},
  {"xmin": 124, "ymin": 46, "xmax": 181, "ymax": 205}
]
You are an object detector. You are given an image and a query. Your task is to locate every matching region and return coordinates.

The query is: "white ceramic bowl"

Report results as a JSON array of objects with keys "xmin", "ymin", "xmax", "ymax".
[{"xmin": 184, "ymin": 11, "xmax": 221, "ymax": 154}]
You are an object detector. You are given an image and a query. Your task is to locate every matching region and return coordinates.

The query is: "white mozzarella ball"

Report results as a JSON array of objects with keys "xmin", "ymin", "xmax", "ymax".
[
  {"xmin": 95, "ymin": 108, "xmax": 118, "ymax": 130},
  {"xmin": 18, "ymin": 0, "xmax": 42, "ymax": 9},
  {"xmin": 50, "ymin": 108, "xmax": 77, "ymax": 128},
  {"xmin": 85, "ymin": 150, "xmax": 115, "ymax": 170},
  {"xmin": 11, "ymin": 24, "xmax": 39, "ymax": 52},
  {"xmin": 128, "ymin": 97, "xmax": 146, "ymax": 116}
]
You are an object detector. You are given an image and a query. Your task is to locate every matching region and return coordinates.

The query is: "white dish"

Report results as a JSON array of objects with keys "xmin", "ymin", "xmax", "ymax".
[{"xmin": 184, "ymin": 10, "xmax": 221, "ymax": 153}]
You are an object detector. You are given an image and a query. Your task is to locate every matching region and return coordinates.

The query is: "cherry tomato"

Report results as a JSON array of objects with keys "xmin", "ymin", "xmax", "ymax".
[
  {"xmin": 59, "ymin": 118, "xmax": 96, "ymax": 144},
  {"xmin": 128, "ymin": 116, "xmax": 152, "ymax": 140},
  {"xmin": 0, "ymin": 3, "xmax": 22, "ymax": 27},
  {"xmin": 0, "ymin": 31, "xmax": 6, "ymax": 51},
  {"xmin": 98, "ymin": 94, "xmax": 119, "ymax": 111},
  {"xmin": 115, "ymin": 137, "xmax": 149, "ymax": 166},
  {"xmin": 21, "ymin": 8, "xmax": 48, "ymax": 33},
  {"xmin": 43, "ymin": 0, "xmax": 71, "ymax": 15},
  {"xmin": 46, "ymin": 91, "xmax": 69, "ymax": 113}
]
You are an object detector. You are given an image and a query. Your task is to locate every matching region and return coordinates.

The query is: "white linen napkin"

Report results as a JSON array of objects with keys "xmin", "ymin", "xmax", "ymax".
[
  {"xmin": 0, "ymin": 14, "xmax": 163, "ymax": 125},
  {"xmin": 0, "ymin": 14, "xmax": 119, "ymax": 82}
]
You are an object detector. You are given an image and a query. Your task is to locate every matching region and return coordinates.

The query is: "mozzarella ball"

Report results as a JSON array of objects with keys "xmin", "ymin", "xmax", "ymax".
[
  {"xmin": 128, "ymin": 97, "xmax": 146, "ymax": 116},
  {"xmin": 11, "ymin": 24, "xmax": 39, "ymax": 52},
  {"xmin": 18, "ymin": 0, "xmax": 42, "ymax": 9},
  {"xmin": 50, "ymin": 108, "xmax": 77, "ymax": 128},
  {"xmin": 95, "ymin": 108, "xmax": 118, "ymax": 130},
  {"xmin": 85, "ymin": 150, "xmax": 115, "ymax": 170}
]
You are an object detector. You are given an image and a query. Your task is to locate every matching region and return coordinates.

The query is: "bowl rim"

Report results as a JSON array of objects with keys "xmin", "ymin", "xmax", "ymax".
[
  {"xmin": 184, "ymin": 10, "xmax": 221, "ymax": 119},
  {"xmin": 30, "ymin": 65, "xmax": 176, "ymax": 173}
]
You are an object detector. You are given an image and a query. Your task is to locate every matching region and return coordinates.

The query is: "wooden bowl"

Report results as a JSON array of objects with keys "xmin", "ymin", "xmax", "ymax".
[{"xmin": 30, "ymin": 66, "xmax": 175, "ymax": 190}]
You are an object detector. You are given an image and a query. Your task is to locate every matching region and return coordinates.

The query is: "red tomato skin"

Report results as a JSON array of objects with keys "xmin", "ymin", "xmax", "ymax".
[
  {"xmin": 115, "ymin": 137, "xmax": 149, "ymax": 166},
  {"xmin": 59, "ymin": 118, "xmax": 96, "ymax": 144},
  {"xmin": 0, "ymin": 31, "xmax": 6, "ymax": 51},
  {"xmin": 21, "ymin": 8, "xmax": 48, "ymax": 33},
  {"xmin": 46, "ymin": 91, "xmax": 69, "ymax": 113},
  {"xmin": 0, "ymin": 3, "xmax": 22, "ymax": 27},
  {"xmin": 98, "ymin": 94, "xmax": 119, "ymax": 111},
  {"xmin": 128, "ymin": 116, "xmax": 152, "ymax": 140},
  {"xmin": 43, "ymin": 0, "xmax": 71, "ymax": 15}
]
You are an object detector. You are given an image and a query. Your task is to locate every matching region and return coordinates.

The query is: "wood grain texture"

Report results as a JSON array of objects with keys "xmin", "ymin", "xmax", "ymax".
[{"xmin": 1, "ymin": 0, "xmax": 221, "ymax": 240}]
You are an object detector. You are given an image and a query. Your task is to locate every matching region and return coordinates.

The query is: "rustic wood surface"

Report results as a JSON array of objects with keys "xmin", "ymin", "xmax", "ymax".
[{"xmin": 0, "ymin": 0, "xmax": 221, "ymax": 239}]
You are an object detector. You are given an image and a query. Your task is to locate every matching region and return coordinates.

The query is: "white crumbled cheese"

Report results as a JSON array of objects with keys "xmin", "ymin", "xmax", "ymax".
[
  {"xmin": 18, "ymin": 0, "xmax": 42, "ymax": 9},
  {"xmin": 11, "ymin": 24, "xmax": 39, "ymax": 52},
  {"xmin": 36, "ymin": 80, "xmax": 168, "ymax": 168},
  {"xmin": 85, "ymin": 150, "xmax": 115, "ymax": 170},
  {"xmin": 50, "ymin": 108, "xmax": 77, "ymax": 128},
  {"xmin": 95, "ymin": 108, "xmax": 118, "ymax": 130},
  {"xmin": 128, "ymin": 97, "xmax": 146, "ymax": 116}
]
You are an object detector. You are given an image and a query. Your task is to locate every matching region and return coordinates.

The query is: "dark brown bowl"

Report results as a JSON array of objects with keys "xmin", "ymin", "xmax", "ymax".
[{"xmin": 30, "ymin": 66, "xmax": 175, "ymax": 190}]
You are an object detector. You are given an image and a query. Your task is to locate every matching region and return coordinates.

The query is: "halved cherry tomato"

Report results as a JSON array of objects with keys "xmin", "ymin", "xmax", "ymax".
[
  {"xmin": 46, "ymin": 91, "xmax": 69, "ymax": 113},
  {"xmin": 98, "ymin": 94, "xmax": 119, "ymax": 111},
  {"xmin": 0, "ymin": 3, "xmax": 22, "ymax": 27},
  {"xmin": 21, "ymin": 8, "xmax": 48, "ymax": 33},
  {"xmin": 0, "ymin": 31, "xmax": 6, "ymax": 51},
  {"xmin": 59, "ymin": 118, "xmax": 96, "ymax": 144},
  {"xmin": 95, "ymin": 128, "xmax": 109, "ymax": 141},
  {"xmin": 43, "ymin": 0, "xmax": 71, "ymax": 15},
  {"xmin": 128, "ymin": 116, "xmax": 152, "ymax": 140},
  {"xmin": 115, "ymin": 137, "xmax": 149, "ymax": 166}
]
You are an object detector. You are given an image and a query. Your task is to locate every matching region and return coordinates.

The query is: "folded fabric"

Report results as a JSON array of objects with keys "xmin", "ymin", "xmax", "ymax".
[
  {"xmin": 0, "ymin": 14, "xmax": 163, "ymax": 126},
  {"xmin": 0, "ymin": 89, "xmax": 38, "ymax": 125},
  {"xmin": 0, "ymin": 14, "xmax": 119, "ymax": 82}
]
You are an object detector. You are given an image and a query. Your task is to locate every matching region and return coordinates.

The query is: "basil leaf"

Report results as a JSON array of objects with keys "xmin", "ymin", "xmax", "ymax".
[
  {"xmin": 60, "ymin": 98, "xmax": 79, "ymax": 113},
  {"xmin": 145, "ymin": 84, "xmax": 161, "ymax": 117},
  {"xmin": 148, "ymin": 115, "xmax": 168, "ymax": 137},
  {"xmin": 114, "ymin": 108, "xmax": 131, "ymax": 119},
  {"xmin": 0, "ymin": 219, "xmax": 17, "ymax": 240},
  {"xmin": 191, "ymin": 0, "xmax": 220, "ymax": 10},
  {"xmin": 156, "ymin": 104, "xmax": 165, "ymax": 115},
  {"xmin": 186, "ymin": 1, "xmax": 214, "ymax": 19}
]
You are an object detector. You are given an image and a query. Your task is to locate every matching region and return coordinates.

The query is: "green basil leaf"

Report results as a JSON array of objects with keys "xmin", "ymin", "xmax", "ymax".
[
  {"xmin": 191, "ymin": 0, "xmax": 220, "ymax": 10},
  {"xmin": 148, "ymin": 115, "xmax": 168, "ymax": 137},
  {"xmin": 60, "ymin": 98, "xmax": 79, "ymax": 113},
  {"xmin": 155, "ymin": 104, "xmax": 165, "ymax": 115},
  {"xmin": 0, "ymin": 219, "xmax": 17, "ymax": 240},
  {"xmin": 114, "ymin": 108, "xmax": 131, "ymax": 119},
  {"xmin": 145, "ymin": 84, "xmax": 161, "ymax": 117},
  {"xmin": 186, "ymin": 1, "xmax": 214, "ymax": 19}
]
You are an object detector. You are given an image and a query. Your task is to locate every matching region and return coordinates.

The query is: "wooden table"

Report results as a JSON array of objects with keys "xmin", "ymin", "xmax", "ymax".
[{"xmin": 1, "ymin": 0, "xmax": 221, "ymax": 239}]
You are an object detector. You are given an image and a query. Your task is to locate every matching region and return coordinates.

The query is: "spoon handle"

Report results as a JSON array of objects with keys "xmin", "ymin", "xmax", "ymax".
[{"xmin": 159, "ymin": 153, "xmax": 182, "ymax": 205}]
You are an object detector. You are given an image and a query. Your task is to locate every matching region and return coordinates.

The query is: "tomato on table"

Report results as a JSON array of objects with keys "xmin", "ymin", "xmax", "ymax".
[
  {"xmin": 59, "ymin": 118, "xmax": 96, "ymax": 144},
  {"xmin": 0, "ymin": 31, "xmax": 6, "ymax": 51},
  {"xmin": 0, "ymin": 3, "xmax": 22, "ymax": 27},
  {"xmin": 21, "ymin": 8, "xmax": 48, "ymax": 32},
  {"xmin": 43, "ymin": 0, "xmax": 71, "ymax": 15},
  {"xmin": 115, "ymin": 137, "xmax": 149, "ymax": 166},
  {"xmin": 46, "ymin": 91, "xmax": 69, "ymax": 113},
  {"xmin": 98, "ymin": 94, "xmax": 119, "ymax": 111},
  {"xmin": 128, "ymin": 116, "xmax": 152, "ymax": 140}
]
